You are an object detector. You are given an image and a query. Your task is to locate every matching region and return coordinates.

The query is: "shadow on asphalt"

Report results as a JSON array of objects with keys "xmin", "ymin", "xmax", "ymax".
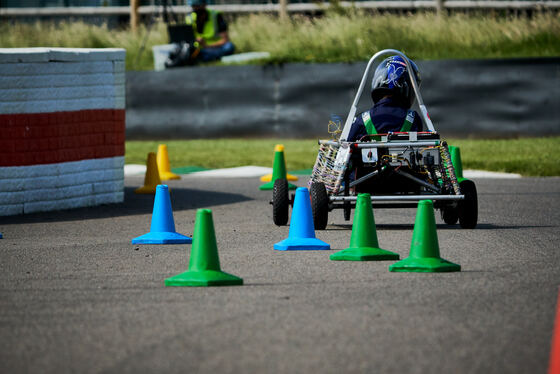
[{"xmin": 0, "ymin": 186, "xmax": 251, "ymax": 225}]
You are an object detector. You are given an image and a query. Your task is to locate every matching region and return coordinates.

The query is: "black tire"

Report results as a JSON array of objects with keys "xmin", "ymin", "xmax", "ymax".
[
  {"xmin": 273, "ymin": 178, "xmax": 289, "ymax": 226},
  {"xmin": 442, "ymin": 205, "xmax": 459, "ymax": 225},
  {"xmin": 343, "ymin": 202, "xmax": 351, "ymax": 221},
  {"xmin": 310, "ymin": 182, "xmax": 329, "ymax": 230},
  {"xmin": 458, "ymin": 180, "xmax": 478, "ymax": 229}
]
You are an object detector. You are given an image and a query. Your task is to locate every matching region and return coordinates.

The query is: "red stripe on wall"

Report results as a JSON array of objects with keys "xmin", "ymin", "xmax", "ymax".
[
  {"xmin": 0, "ymin": 109, "xmax": 125, "ymax": 167},
  {"xmin": 549, "ymin": 289, "xmax": 560, "ymax": 374}
]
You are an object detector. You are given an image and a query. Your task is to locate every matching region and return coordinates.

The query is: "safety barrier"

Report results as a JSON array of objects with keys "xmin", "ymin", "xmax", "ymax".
[
  {"xmin": 126, "ymin": 57, "xmax": 560, "ymax": 139},
  {"xmin": 0, "ymin": 48, "xmax": 126, "ymax": 216}
]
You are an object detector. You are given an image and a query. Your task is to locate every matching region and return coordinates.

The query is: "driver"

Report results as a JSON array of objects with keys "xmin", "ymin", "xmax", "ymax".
[
  {"xmin": 347, "ymin": 55, "xmax": 423, "ymax": 141},
  {"xmin": 186, "ymin": 0, "xmax": 235, "ymax": 62}
]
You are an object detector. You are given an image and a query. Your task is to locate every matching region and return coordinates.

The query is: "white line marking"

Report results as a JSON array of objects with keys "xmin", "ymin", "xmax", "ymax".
[{"xmin": 125, "ymin": 165, "xmax": 522, "ymax": 179}]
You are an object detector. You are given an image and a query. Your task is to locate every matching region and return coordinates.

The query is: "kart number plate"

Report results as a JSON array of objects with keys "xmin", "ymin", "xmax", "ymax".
[
  {"xmin": 334, "ymin": 147, "xmax": 349, "ymax": 171},
  {"xmin": 361, "ymin": 148, "xmax": 378, "ymax": 163}
]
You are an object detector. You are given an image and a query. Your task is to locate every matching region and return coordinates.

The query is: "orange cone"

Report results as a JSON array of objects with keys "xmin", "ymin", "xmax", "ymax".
[
  {"xmin": 135, "ymin": 152, "xmax": 161, "ymax": 194},
  {"xmin": 157, "ymin": 144, "xmax": 180, "ymax": 181}
]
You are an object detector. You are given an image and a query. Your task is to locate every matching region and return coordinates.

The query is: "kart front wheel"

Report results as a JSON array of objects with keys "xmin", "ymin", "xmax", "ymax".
[
  {"xmin": 310, "ymin": 182, "xmax": 328, "ymax": 230},
  {"xmin": 458, "ymin": 180, "xmax": 478, "ymax": 229},
  {"xmin": 273, "ymin": 178, "xmax": 289, "ymax": 226},
  {"xmin": 442, "ymin": 205, "xmax": 459, "ymax": 225}
]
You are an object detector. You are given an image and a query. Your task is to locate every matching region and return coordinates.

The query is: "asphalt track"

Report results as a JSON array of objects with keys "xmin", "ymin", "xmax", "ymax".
[{"xmin": 1, "ymin": 176, "xmax": 559, "ymax": 374}]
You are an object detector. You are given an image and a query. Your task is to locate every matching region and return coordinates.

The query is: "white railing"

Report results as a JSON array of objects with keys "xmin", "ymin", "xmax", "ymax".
[{"xmin": 1, "ymin": 1, "xmax": 559, "ymax": 17}]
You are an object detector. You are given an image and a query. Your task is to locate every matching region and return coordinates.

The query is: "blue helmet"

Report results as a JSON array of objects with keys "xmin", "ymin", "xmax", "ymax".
[{"xmin": 371, "ymin": 55, "xmax": 421, "ymax": 108}]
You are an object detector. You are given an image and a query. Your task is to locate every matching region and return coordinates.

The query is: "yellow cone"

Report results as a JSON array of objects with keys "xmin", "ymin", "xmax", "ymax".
[
  {"xmin": 157, "ymin": 144, "xmax": 180, "ymax": 181},
  {"xmin": 259, "ymin": 144, "xmax": 299, "ymax": 182},
  {"xmin": 135, "ymin": 152, "xmax": 162, "ymax": 194}
]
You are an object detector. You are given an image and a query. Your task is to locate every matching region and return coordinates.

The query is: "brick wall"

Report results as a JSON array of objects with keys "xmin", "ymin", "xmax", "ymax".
[{"xmin": 0, "ymin": 48, "xmax": 126, "ymax": 216}]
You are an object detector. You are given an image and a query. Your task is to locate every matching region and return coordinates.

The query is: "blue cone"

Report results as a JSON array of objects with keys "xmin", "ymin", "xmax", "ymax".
[
  {"xmin": 132, "ymin": 185, "xmax": 192, "ymax": 244},
  {"xmin": 274, "ymin": 187, "xmax": 330, "ymax": 251}
]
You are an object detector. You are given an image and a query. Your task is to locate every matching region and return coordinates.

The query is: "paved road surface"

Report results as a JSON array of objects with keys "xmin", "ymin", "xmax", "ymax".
[{"xmin": 1, "ymin": 176, "xmax": 559, "ymax": 373}]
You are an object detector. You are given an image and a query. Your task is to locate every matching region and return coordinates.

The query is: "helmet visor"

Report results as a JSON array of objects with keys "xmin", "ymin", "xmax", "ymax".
[{"xmin": 372, "ymin": 58, "xmax": 409, "ymax": 91}]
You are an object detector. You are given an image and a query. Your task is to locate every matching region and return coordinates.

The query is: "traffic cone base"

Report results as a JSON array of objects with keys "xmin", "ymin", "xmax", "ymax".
[
  {"xmin": 132, "ymin": 231, "xmax": 191, "ymax": 245},
  {"xmin": 274, "ymin": 237, "xmax": 330, "ymax": 251},
  {"xmin": 165, "ymin": 269, "xmax": 243, "ymax": 287},
  {"xmin": 134, "ymin": 185, "xmax": 158, "ymax": 194},
  {"xmin": 389, "ymin": 256, "xmax": 460, "ymax": 272},
  {"xmin": 260, "ymin": 173, "xmax": 298, "ymax": 182},
  {"xmin": 330, "ymin": 246, "xmax": 399, "ymax": 261},
  {"xmin": 330, "ymin": 193, "xmax": 395, "ymax": 261},
  {"xmin": 165, "ymin": 209, "xmax": 243, "ymax": 287},
  {"xmin": 259, "ymin": 144, "xmax": 297, "ymax": 190},
  {"xmin": 259, "ymin": 180, "xmax": 297, "ymax": 191},
  {"xmin": 273, "ymin": 187, "xmax": 331, "ymax": 251},
  {"xmin": 159, "ymin": 171, "xmax": 181, "ymax": 180},
  {"xmin": 132, "ymin": 185, "xmax": 190, "ymax": 245},
  {"xmin": 389, "ymin": 199, "xmax": 461, "ymax": 273}
]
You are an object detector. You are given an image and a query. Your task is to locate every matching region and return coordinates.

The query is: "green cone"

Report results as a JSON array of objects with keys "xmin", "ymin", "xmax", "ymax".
[
  {"xmin": 449, "ymin": 145, "xmax": 465, "ymax": 183},
  {"xmin": 165, "ymin": 209, "xmax": 243, "ymax": 287},
  {"xmin": 330, "ymin": 193, "xmax": 400, "ymax": 261},
  {"xmin": 259, "ymin": 145, "xmax": 297, "ymax": 190},
  {"xmin": 389, "ymin": 200, "xmax": 460, "ymax": 273}
]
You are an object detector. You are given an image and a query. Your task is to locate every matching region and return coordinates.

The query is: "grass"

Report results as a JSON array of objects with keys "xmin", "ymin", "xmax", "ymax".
[
  {"xmin": 126, "ymin": 137, "xmax": 560, "ymax": 177},
  {"xmin": 126, "ymin": 139, "xmax": 319, "ymax": 171},
  {"xmin": 232, "ymin": 11, "xmax": 560, "ymax": 64},
  {"xmin": 446, "ymin": 137, "xmax": 560, "ymax": 177},
  {"xmin": 0, "ymin": 20, "xmax": 168, "ymax": 71},
  {"xmin": 1, "ymin": 12, "xmax": 559, "ymax": 70}
]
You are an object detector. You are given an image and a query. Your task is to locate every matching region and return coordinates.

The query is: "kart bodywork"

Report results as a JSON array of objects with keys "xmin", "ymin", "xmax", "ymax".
[{"xmin": 272, "ymin": 49, "xmax": 478, "ymax": 230}]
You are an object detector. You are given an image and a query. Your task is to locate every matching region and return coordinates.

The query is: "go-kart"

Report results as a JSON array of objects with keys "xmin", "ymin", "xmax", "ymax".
[{"xmin": 272, "ymin": 49, "xmax": 478, "ymax": 230}]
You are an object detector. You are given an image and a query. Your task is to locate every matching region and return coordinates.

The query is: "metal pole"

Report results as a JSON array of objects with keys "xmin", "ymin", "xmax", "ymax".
[
  {"xmin": 131, "ymin": 0, "xmax": 140, "ymax": 33},
  {"xmin": 279, "ymin": 0, "xmax": 288, "ymax": 20},
  {"xmin": 436, "ymin": 0, "xmax": 445, "ymax": 14}
]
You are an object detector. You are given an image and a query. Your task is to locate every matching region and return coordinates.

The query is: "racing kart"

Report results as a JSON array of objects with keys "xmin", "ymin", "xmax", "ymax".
[{"xmin": 272, "ymin": 49, "xmax": 478, "ymax": 230}]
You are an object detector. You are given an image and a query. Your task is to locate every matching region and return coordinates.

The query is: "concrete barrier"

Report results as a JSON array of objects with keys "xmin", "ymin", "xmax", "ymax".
[
  {"xmin": 0, "ymin": 48, "xmax": 125, "ymax": 216},
  {"xmin": 126, "ymin": 57, "xmax": 560, "ymax": 139}
]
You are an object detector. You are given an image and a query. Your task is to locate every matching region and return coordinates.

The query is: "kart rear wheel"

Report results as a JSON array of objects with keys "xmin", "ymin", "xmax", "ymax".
[
  {"xmin": 458, "ymin": 180, "xmax": 478, "ymax": 229},
  {"xmin": 273, "ymin": 178, "xmax": 289, "ymax": 226},
  {"xmin": 442, "ymin": 205, "xmax": 459, "ymax": 225},
  {"xmin": 310, "ymin": 182, "xmax": 328, "ymax": 230}
]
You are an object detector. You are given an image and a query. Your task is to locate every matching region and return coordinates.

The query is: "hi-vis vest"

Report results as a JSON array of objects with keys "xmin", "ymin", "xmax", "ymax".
[
  {"xmin": 361, "ymin": 110, "xmax": 416, "ymax": 137},
  {"xmin": 186, "ymin": 9, "xmax": 222, "ymax": 45}
]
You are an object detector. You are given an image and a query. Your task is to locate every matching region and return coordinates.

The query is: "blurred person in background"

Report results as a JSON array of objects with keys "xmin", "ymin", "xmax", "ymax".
[{"xmin": 186, "ymin": 0, "xmax": 235, "ymax": 62}]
